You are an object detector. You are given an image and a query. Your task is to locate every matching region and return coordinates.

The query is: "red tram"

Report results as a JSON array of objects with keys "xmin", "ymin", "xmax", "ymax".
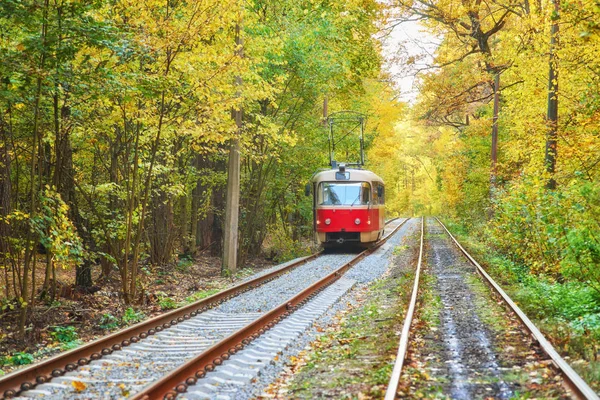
[{"xmin": 309, "ymin": 165, "xmax": 385, "ymax": 247}]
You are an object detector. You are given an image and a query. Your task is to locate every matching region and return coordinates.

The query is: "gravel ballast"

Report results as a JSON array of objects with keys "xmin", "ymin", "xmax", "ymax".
[
  {"xmin": 180, "ymin": 218, "xmax": 420, "ymax": 399},
  {"xmin": 16, "ymin": 218, "xmax": 416, "ymax": 400}
]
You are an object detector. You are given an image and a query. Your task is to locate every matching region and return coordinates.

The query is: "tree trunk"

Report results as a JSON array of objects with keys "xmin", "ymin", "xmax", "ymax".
[
  {"xmin": 490, "ymin": 72, "xmax": 500, "ymax": 187},
  {"xmin": 190, "ymin": 155, "xmax": 201, "ymax": 254},
  {"xmin": 149, "ymin": 184, "xmax": 175, "ymax": 265},
  {"xmin": 179, "ymin": 188, "xmax": 190, "ymax": 255},
  {"xmin": 0, "ymin": 116, "xmax": 13, "ymax": 299},
  {"xmin": 222, "ymin": 20, "xmax": 243, "ymax": 275},
  {"xmin": 222, "ymin": 138, "xmax": 240, "ymax": 274},
  {"xmin": 545, "ymin": 0, "xmax": 559, "ymax": 190},
  {"xmin": 0, "ymin": 121, "xmax": 12, "ymax": 245}
]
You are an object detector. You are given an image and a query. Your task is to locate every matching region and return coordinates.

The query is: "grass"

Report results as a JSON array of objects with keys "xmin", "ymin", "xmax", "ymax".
[
  {"xmin": 398, "ymin": 253, "xmax": 449, "ymax": 399},
  {"xmin": 465, "ymin": 274, "xmax": 507, "ymax": 332},
  {"xmin": 183, "ymin": 288, "xmax": 221, "ymax": 304}
]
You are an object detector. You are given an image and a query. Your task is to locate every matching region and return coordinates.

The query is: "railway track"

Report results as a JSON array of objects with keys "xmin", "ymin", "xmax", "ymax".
[
  {"xmin": 1, "ymin": 218, "xmax": 408, "ymax": 400},
  {"xmin": 385, "ymin": 217, "xmax": 599, "ymax": 400}
]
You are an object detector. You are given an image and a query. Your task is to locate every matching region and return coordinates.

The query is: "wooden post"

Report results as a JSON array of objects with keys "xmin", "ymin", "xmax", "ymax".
[{"xmin": 222, "ymin": 20, "xmax": 243, "ymax": 275}]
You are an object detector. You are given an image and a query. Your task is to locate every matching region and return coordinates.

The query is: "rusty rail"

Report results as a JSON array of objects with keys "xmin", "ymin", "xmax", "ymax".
[
  {"xmin": 384, "ymin": 216, "xmax": 423, "ymax": 400},
  {"xmin": 0, "ymin": 252, "xmax": 325, "ymax": 398},
  {"xmin": 1, "ymin": 218, "xmax": 401, "ymax": 399},
  {"xmin": 436, "ymin": 217, "xmax": 599, "ymax": 400},
  {"xmin": 132, "ymin": 218, "xmax": 409, "ymax": 400}
]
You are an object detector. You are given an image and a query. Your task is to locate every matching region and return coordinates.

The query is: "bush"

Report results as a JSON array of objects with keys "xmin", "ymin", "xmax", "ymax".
[
  {"xmin": 122, "ymin": 307, "xmax": 145, "ymax": 325},
  {"xmin": 184, "ymin": 289, "xmax": 220, "ymax": 304},
  {"xmin": 60, "ymin": 340, "xmax": 82, "ymax": 351},
  {"xmin": 488, "ymin": 176, "xmax": 600, "ymax": 292},
  {"xmin": 10, "ymin": 352, "xmax": 34, "ymax": 366},
  {"xmin": 99, "ymin": 313, "xmax": 120, "ymax": 330},
  {"xmin": 50, "ymin": 326, "xmax": 78, "ymax": 343},
  {"xmin": 571, "ymin": 313, "xmax": 600, "ymax": 337},
  {"xmin": 512, "ymin": 278, "xmax": 600, "ymax": 322},
  {"xmin": 263, "ymin": 223, "xmax": 312, "ymax": 263},
  {"xmin": 176, "ymin": 255, "xmax": 194, "ymax": 272},
  {"xmin": 156, "ymin": 292, "xmax": 177, "ymax": 310}
]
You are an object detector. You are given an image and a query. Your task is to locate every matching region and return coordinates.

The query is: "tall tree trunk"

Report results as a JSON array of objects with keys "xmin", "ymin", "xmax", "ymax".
[
  {"xmin": 222, "ymin": 138, "xmax": 240, "ymax": 274},
  {"xmin": 545, "ymin": 0, "xmax": 559, "ymax": 190},
  {"xmin": 149, "ymin": 183, "xmax": 175, "ymax": 265},
  {"xmin": 179, "ymin": 192, "xmax": 191, "ymax": 255},
  {"xmin": 20, "ymin": 0, "xmax": 50, "ymax": 338},
  {"xmin": 191, "ymin": 154, "xmax": 202, "ymax": 254},
  {"xmin": 0, "ymin": 116, "xmax": 13, "ymax": 299},
  {"xmin": 490, "ymin": 72, "xmax": 500, "ymax": 187},
  {"xmin": 222, "ymin": 19, "xmax": 243, "ymax": 275},
  {"xmin": 211, "ymin": 183, "xmax": 224, "ymax": 257}
]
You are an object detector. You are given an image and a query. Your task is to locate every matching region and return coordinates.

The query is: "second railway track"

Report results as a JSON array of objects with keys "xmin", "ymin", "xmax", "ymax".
[
  {"xmin": 2, "ymin": 218, "xmax": 412, "ymax": 400},
  {"xmin": 386, "ymin": 217, "xmax": 599, "ymax": 400}
]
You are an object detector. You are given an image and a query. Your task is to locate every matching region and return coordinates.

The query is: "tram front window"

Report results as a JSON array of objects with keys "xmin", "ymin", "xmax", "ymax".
[{"xmin": 318, "ymin": 182, "xmax": 370, "ymax": 206}]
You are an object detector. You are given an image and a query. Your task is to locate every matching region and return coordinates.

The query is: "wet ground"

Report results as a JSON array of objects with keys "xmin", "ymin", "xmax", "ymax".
[{"xmin": 399, "ymin": 218, "xmax": 570, "ymax": 399}]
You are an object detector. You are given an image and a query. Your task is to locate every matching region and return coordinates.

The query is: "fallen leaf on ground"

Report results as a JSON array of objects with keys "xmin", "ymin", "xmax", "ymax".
[{"xmin": 71, "ymin": 381, "xmax": 87, "ymax": 392}]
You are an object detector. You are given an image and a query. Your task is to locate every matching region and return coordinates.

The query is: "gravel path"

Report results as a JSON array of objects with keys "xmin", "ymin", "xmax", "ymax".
[{"xmin": 216, "ymin": 253, "xmax": 356, "ymax": 313}]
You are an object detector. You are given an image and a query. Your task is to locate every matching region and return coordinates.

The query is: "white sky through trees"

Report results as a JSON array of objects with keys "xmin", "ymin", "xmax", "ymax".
[{"xmin": 380, "ymin": 17, "xmax": 438, "ymax": 103}]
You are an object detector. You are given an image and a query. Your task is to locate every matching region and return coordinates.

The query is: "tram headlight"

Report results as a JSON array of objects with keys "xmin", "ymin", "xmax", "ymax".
[
  {"xmin": 325, "ymin": 218, "xmax": 331, "ymax": 225},
  {"xmin": 355, "ymin": 218, "xmax": 361, "ymax": 225}
]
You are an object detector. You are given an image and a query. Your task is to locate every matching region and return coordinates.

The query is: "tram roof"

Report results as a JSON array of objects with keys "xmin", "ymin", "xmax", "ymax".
[{"xmin": 312, "ymin": 168, "xmax": 384, "ymax": 184}]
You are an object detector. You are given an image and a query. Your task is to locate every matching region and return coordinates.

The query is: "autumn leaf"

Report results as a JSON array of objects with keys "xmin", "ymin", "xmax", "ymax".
[
  {"xmin": 71, "ymin": 381, "xmax": 87, "ymax": 392},
  {"xmin": 118, "ymin": 383, "xmax": 130, "ymax": 397}
]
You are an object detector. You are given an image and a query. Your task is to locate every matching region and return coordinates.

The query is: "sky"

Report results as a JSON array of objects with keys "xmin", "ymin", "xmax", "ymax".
[{"xmin": 380, "ymin": 17, "xmax": 439, "ymax": 103}]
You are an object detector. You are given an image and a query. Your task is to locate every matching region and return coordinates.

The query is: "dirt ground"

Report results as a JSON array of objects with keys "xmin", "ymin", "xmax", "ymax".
[{"xmin": 0, "ymin": 252, "xmax": 277, "ymax": 374}]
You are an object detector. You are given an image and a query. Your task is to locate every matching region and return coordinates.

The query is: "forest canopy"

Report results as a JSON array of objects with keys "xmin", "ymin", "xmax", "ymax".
[{"xmin": 0, "ymin": 0, "xmax": 397, "ymax": 339}]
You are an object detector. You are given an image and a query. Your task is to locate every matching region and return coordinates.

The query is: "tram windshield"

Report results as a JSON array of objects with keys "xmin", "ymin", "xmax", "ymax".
[{"xmin": 318, "ymin": 182, "xmax": 370, "ymax": 206}]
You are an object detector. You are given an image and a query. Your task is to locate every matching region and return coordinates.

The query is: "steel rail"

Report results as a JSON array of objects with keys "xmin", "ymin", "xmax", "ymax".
[
  {"xmin": 436, "ymin": 217, "xmax": 599, "ymax": 400},
  {"xmin": 0, "ymin": 252, "xmax": 326, "ymax": 398},
  {"xmin": 131, "ymin": 218, "xmax": 410, "ymax": 400},
  {"xmin": 0, "ymin": 218, "xmax": 400, "ymax": 399},
  {"xmin": 384, "ymin": 216, "xmax": 423, "ymax": 400}
]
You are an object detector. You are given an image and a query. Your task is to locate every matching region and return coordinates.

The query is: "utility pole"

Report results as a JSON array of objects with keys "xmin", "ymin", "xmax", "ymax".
[{"xmin": 222, "ymin": 18, "xmax": 243, "ymax": 276}]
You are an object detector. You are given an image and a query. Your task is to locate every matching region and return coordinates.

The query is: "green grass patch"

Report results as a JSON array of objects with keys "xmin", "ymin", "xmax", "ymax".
[{"xmin": 183, "ymin": 288, "xmax": 221, "ymax": 304}]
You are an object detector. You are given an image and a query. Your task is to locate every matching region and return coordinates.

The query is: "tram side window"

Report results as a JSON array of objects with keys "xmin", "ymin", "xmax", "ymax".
[
  {"xmin": 360, "ymin": 182, "xmax": 370, "ymax": 204},
  {"xmin": 373, "ymin": 182, "xmax": 385, "ymax": 205}
]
